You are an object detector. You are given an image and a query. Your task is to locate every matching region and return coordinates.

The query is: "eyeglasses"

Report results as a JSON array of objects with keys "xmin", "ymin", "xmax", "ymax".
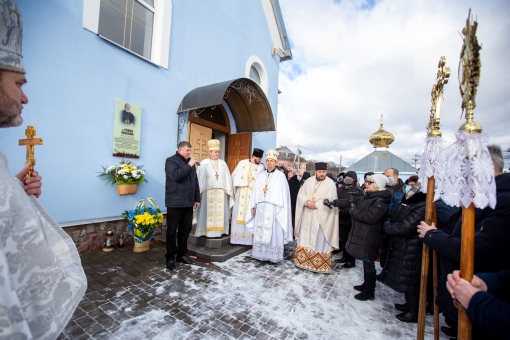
[{"xmin": 364, "ymin": 180, "xmax": 374, "ymax": 184}]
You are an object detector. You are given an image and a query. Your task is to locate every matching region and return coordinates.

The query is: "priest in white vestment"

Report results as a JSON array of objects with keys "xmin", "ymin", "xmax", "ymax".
[
  {"xmin": 196, "ymin": 139, "xmax": 234, "ymax": 237},
  {"xmin": 245, "ymin": 149, "xmax": 293, "ymax": 263},
  {"xmin": 230, "ymin": 148, "xmax": 265, "ymax": 245},
  {"xmin": 294, "ymin": 162, "xmax": 339, "ymax": 274},
  {"xmin": 0, "ymin": 2, "xmax": 87, "ymax": 338}
]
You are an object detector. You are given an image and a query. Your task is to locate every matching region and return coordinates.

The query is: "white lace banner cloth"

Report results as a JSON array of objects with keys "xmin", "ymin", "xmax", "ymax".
[
  {"xmin": 425, "ymin": 131, "xmax": 497, "ymax": 209},
  {"xmin": 419, "ymin": 136, "xmax": 446, "ymax": 202}
]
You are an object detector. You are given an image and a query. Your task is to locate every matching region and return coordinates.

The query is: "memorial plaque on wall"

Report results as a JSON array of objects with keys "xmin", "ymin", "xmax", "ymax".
[{"xmin": 113, "ymin": 99, "xmax": 142, "ymax": 158}]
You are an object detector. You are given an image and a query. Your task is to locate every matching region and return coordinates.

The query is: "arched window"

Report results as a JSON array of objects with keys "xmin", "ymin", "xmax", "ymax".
[
  {"xmin": 249, "ymin": 66, "xmax": 261, "ymax": 85},
  {"xmin": 245, "ymin": 56, "xmax": 268, "ymax": 95}
]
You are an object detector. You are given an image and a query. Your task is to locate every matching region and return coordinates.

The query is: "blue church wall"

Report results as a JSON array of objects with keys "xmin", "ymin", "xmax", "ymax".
[{"xmin": 1, "ymin": 0, "xmax": 282, "ymax": 223}]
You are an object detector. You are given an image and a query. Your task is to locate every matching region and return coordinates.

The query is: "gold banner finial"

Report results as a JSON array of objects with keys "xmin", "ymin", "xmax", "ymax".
[
  {"xmin": 458, "ymin": 8, "xmax": 482, "ymax": 134},
  {"xmin": 18, "ymin": 125, "xmax": 43, "ymax": 177},
  {"xmin": 427, "ymin": 56, "xmax": 451, "ymax": 137}
]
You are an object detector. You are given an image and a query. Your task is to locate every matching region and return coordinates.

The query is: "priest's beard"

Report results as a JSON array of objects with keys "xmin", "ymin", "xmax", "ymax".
[
  {"xmin": 316, "ymin": 175, "xmax": 326, "ymax": 181},
  {"xmin": 0, "ymin": 86, "xmax": 23, "ymax": 127}
]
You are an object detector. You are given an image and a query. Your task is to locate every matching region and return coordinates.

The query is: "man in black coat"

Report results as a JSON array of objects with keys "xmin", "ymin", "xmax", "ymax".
[
  {"xmin": 287, "ymin": 168, "xmax": 300, "ymax": 229},
  {"xmin": 165, "ymin": 141, "xmax": 201, "ymax": 270},
  {"xmin": 418, "ymin": 146, "xmax": 510, "ymax": 338},
  {"xmin": 335, "ymin": 171, "xmax": 362, "ymax": 268}
]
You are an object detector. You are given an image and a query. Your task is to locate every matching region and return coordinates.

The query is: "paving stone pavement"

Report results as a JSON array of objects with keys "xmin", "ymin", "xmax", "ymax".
[{"xmin": 58, "ymin": 242, "xmax": 446, "ymax": 339}]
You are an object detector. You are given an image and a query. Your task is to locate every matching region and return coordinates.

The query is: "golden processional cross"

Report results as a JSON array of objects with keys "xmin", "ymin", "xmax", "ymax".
[
  {"xmin": 427, "ymin": 56, "xmax": 451, "ymax": 136},
  {"xmin": 417, "ymin": 56, "xmax": 450, "ymax": 340},
  {"xmin": 18, "ymin": 126, "xmax": 43, "ymax": 178}
]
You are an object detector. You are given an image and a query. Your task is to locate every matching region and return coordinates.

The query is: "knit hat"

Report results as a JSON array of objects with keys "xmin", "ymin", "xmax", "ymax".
[
  {"xmin": 345, "ymin": 171, "xmax": 357, "ymax": 182},
  {"xmin": 369, "ymin": 174, "xmax": 393, "ymax": 190}
]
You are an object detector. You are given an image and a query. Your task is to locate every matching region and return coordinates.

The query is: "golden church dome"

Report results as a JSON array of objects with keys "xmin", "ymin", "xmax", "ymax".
[{"xmin": 369, "ymin": 114, "xmax": 394, "ymax": 148}]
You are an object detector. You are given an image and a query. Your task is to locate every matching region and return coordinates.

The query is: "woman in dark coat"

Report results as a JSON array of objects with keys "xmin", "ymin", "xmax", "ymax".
[
  {"xmin": 332, "ymin": 174, "xmax": 392, "ymax": 301},
  {"xmin": 379, "ymin": 181, "xmax": 427, "ymax": 323}
]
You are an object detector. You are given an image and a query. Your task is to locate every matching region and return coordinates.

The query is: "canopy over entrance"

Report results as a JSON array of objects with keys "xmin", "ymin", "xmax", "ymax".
[{"xmin": 177, "ymin": 78, "xmax": 275, "ymax": 133}]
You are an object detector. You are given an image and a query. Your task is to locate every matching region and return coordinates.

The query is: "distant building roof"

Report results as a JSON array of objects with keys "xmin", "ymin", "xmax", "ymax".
[
  {"xmin": 276, "ymin": 146, "xmax": 307, "ymax": 162},
  {"xmin": 346, "ymin": 150, "xmax": 416, "ymax": 173}
]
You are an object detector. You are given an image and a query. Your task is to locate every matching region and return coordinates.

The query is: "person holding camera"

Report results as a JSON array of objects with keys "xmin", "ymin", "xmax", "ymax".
[
  {"xmin": 329, "ymin": 174, "xmax": 393, "ymax": 301},
  {"xmin": 334, "ymin": 171, "xmax": 362, "ymax": 269},
  {"xmin": 336, "ymin": 172, "xmax": 345, "ymax": 188}
]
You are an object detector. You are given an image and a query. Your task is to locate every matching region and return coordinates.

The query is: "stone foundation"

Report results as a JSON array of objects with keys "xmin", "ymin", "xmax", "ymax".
[{"xmin": 64, "ymin": 217, "xmax": 166, "ymax": 254}]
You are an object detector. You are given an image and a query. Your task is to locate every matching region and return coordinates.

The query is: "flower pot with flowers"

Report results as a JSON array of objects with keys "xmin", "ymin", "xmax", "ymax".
[
  {"xmin": 122, "ymin": 197, "xmax": 164, "ymax": 252},
  {"xmin": 98, "ymin": 159, "xmax": 147, "ymax": 195}
]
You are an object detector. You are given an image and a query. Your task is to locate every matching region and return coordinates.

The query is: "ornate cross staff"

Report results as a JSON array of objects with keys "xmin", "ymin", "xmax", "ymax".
[
  {"xmin": 417, "ymin": 56, "xmax": 450, "ymax": 340},
  {"xmin": 455, "ymin": 10, "xmax": 484, "ymax": 340},
  {"xmin": 18, "ymin": 126, "xmax": 43, "ymax": 178},
  {"xmin": 438, "ymin": 9, "xmax": 495, "ymax": 340}
]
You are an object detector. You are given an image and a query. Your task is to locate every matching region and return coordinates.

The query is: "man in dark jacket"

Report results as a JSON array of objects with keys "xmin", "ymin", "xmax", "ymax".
[
  {"xmin": 384, "ymin": 168, "xmax": 406, "ymax": 214},
  {"xmin": 335, "ymin": 171, "xmax": 362, "ymax": 268},
  {"xmin": 418, "ymin": 145, "xmax": 510, "ymax": 338},
  {"xmin": 379, "ymin": 167, "xmax": 406, "ymax": 269},
  {"xmin": 165, "ymin": 141, "xmax": 201, "ymax": 270},
  {"xmin": 287, "ymin": 168, "xmax": 300, "ymax": 229}
]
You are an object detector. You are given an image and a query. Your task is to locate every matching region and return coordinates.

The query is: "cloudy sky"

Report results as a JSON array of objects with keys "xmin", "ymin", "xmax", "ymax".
[{"xmin": 276, "ymin": 0, "xmax": 510, "ymax": 168}]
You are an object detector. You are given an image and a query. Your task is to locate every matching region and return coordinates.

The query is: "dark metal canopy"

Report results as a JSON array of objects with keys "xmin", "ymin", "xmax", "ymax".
[{"xmin": 177, "ymin": 78, "xmax": 275, "ymax": 133}]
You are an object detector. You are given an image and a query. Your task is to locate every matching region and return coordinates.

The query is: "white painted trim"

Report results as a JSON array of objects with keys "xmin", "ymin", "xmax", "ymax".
[
  {"xmin": 151, "ymin": 0, "xmax": 172, "ymax": 69},
  {"xmin": 245, "ymin": 56, "xmax": 269, "ymax": 95},
  {"xmin": 83, "ymin": 0, "xmax": 100, "ymax": 33},
  {"xmin": 82, "ymin": 0, "xmax": 171, "ymax": 69},
  {"xmin": 260, "ymin": 0, "xmax": 284, "ymax": 57}
]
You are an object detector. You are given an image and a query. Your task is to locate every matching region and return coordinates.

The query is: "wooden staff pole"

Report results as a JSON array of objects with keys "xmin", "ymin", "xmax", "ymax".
[
  {"xmin": 417, "ymin": 177, "xmax": 436, "ymax": 340},
  {"xmin": 457, "ymin": 203, "xmax": 475, "ymax": 339},
  {"xmin": 432, "ymin": 203, "xmax": 439, "ymax": 340}
]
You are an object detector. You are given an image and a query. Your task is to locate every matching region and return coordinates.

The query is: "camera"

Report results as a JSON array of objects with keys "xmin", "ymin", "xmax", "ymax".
[
  {"xmin": 337, "ymin": 177, "xmax": 344, "ymax": 184},
  {"xmin": 347, "ymin": 192, "xmax": 356, "ymax": 212},
  {"xmin": 323, "ymin": 199, "xmax": 334, "ymax": 209}
]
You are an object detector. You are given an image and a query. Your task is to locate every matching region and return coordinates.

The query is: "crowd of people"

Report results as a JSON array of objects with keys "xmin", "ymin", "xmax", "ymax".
[
  {"xmin": 164, "ymin": 138, "xmax": 509, "ymax": 339},
  {"xmin": 0, "ymin": 1, "xmax": 508, "ymax": 338}
]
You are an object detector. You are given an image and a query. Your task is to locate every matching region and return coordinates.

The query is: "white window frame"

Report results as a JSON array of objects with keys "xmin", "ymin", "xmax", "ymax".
[
  {"xmin": 245, "ymin": 55, "xmax": 268, "ymax": 95},
  {"xmin": 83, "ymin": 0, "xmax": 171, "ymax": 69}
]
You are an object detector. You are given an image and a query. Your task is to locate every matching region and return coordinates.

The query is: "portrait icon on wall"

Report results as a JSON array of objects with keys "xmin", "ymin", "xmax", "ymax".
[
  {"xmin": 113, "ymin": 99, "xmax": 142, "ymax": 158},
  {"xmin": 121, "ymin": 102, "xmax": 136, "ymax": 126}
]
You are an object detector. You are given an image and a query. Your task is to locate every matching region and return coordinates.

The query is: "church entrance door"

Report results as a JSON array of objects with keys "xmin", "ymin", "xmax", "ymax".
[
  {"xmin": 227, "ymin": 133, "xmax": 251, "ymax": 172},
  {"xmin": 188, "ymin": 123, "xmax": 211, "ymax": 163}
]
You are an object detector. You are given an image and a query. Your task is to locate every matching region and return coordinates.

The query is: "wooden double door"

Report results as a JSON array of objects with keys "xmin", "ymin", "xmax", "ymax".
[{"xmin": 188, "ymin": 122, "xmax": 251, "ymax": 173}]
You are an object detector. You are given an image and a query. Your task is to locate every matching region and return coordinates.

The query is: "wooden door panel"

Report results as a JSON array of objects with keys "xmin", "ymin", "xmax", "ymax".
[
  {"xmin": 227, "ymin": 133, "xmax": 252, "ymax": 172},
  {"xmin": 189, "ymin": 123, "xmax": 212, "ymax": 163}
]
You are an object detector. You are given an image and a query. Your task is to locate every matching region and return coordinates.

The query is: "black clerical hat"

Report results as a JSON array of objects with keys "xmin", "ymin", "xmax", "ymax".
[
  {"xmin": 252, "ymin": 148, "xmax": 264, "ymax": 158},
  {"xmin": 315, "ymin": 162, "xmax": 327, "ymax": 170}
]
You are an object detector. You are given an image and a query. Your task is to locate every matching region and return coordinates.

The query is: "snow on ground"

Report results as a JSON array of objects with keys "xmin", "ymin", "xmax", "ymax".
[{"xmin": 108, "ymin": 245, "xmax": 446, "ymax": 339}]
